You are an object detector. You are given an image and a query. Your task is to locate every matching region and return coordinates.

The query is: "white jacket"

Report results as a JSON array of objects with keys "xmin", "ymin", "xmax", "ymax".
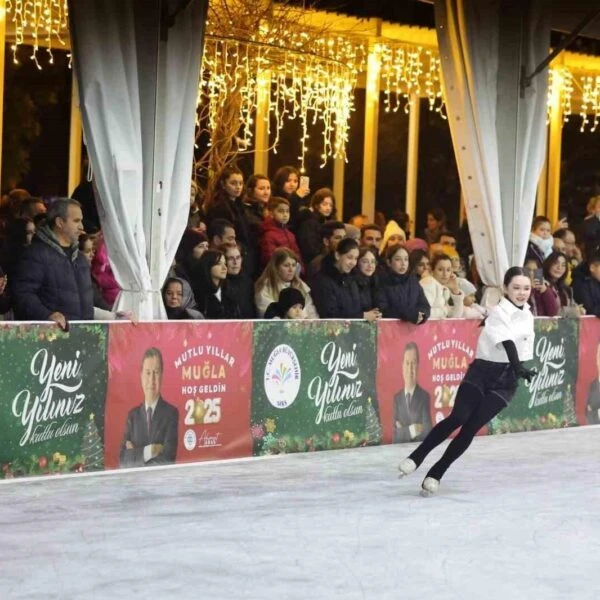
[
  {"xmin": 475, "ymin": 297, "xmax": 534, "ymax": 362},
  {"xmin": 419, "ymin": 275, "xmax": 464, "ymax": 319},
  {"xmin": 255, "ymin": 280, "xmax": 319, "ymax": 319}
]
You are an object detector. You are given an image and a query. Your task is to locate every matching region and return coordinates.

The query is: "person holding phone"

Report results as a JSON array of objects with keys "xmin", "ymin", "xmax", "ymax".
[{"xmin": 271, "ymin": 166, "xmax": 311, "ymax": 230}]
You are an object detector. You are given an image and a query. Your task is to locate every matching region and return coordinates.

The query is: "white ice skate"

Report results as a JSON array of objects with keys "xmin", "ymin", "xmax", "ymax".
[
  {"xmin": 420, "ymin": 477, "xmax": 440, "ymax": 497},
  {"xmin": 398, "ymin": 458, "xmax": 417, "ymax": 478}
]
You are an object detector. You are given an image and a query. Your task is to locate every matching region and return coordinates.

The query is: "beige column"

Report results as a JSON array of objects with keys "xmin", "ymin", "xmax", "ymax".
[
  {"xmin": 333, "ymin": 155, "xmax": 345, "ymax": 221},
  {"xmin": 536, "ymin": 133, "xmax": 548, "ymax": 217},
  {"xmin": 0, "ymin": 0, "xmax": 6, "ymax": 183},
  {"xmin": 546, "ymin": 68, "xmax": 564, "ymax": 226},
  {"xmin": 361, "ymin": 43, "xmax": 381, "ymax": 222},
  {"xmin": 254, "ymin": 69, "xmax": 271, "ymax": 177},
  {"xmin": 68, "ymin": 77, "xmax": 83, "ymax": 195},
  {"xmin": 405, "ymin": 91, "xmax": 420, "ymax": 238}
]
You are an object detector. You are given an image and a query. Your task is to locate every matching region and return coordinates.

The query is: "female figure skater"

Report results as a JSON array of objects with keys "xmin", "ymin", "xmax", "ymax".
[{"xmin": 398, "ymin": 267, "xmax": 537, "ymax": 496}]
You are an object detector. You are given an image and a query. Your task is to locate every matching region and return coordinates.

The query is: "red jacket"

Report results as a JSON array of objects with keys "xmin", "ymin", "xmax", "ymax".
[{"xmin": 259, "ymin": 217, "xmax": 304, "ymax": 270}]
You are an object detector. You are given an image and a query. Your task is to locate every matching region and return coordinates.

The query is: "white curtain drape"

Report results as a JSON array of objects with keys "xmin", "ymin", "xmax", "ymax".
[
  {"xmin": 68, "ymin": 0, "xmax": 207, "ymax": 318},
  {"xmin": 434, "ymin": 0, "xmax": 550, "ymax": 304}
]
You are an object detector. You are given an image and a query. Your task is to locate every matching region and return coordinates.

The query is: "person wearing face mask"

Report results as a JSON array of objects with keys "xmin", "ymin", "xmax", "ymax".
[
  {"xmin": 254, "ymin": 247, "xmax": 318, "ymax": 319},
  {"xmin": 398, "ymin": 266, "xmax": 537, "ymax": 497},
  {"xmin": 312, "ymin": 238, "xmax": 381, "ymax": 321},
  {"xmin": 295, "ymin": 188, "xmax": 337, "ymax": 264},
  {"xmin": 419, "ymin": 253, "xmax": 465, "ymax": 319},
  {"xmin": 525, "ymin": 216, "xmax": 554, "ymax": 268},
  {"xmin": 376, "ymin": 244, "xmax": 430, "ymax": 324},
  {"xmin": 191, "ymin": 250, "xmax": 240, "ymax": 320}
]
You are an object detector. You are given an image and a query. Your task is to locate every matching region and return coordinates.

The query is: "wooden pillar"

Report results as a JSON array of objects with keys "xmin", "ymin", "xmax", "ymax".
[
  {"xmin": 333, "ymin": 155, "xmax": 345, "ymax": 221},
  {"xmin": 405, "ymin": 91, "xmax": 420, "ymax": 238},
  {"xmin": 536, "ymin": 130, "xmax": 549, "ymax": 217},
  {"xmin": 68, "ymin": 76, "xmax": 83, "ymax": 196},
  {"xmin": 0, "ymin": 0, "xmax": 6, "ymax": 187},
  {"xmin": 546, "ymin": 68, "xmax": 563, "ymax": 226},
  {"xmin": 361, "ymin": 43, "xmax": 381, "ymax": 222},
  {"xmin": 254, "ymin": 69, "xmax": 270, "ymax": 177}
]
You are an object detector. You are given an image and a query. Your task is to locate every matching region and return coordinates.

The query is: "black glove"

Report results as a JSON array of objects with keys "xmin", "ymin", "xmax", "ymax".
[{"xmin": 515, "ymin": 364, "xmax": 537, "ymax": 382}]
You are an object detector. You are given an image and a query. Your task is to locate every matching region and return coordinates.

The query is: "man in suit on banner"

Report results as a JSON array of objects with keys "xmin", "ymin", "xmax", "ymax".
[
  {"xmin": 393, "ymin": 342, "xmax": 432, "ymax": 443},
  {"xmin": 587, "ymin": 341, "xmax": 600, "ymax": 425},
  {"xmin": 120, "ymin": 347, "xmax": 179, "ymax": 467}
]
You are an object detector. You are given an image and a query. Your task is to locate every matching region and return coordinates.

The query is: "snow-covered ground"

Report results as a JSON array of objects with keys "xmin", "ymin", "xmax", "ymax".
[{"xmin": 1, "ymin": 426, "xmax": 599, "ymax": 600}]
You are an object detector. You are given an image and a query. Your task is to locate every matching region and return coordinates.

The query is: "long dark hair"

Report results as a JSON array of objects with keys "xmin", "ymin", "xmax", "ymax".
[
  {"xmin": 272, "ymin": 165, "xmax": 300, "ymax": 198},
  {"xmin": 542, "ymin": 251, "xmax": 570, "ymax": 305},
  {"xmin": 194, "ymin": 250, "xmax": 225, "ymax": 295}
]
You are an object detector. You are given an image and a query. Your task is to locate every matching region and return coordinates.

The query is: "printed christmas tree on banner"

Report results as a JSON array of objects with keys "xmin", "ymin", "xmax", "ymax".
[
  {"xmin": 365, "ymin": 397, "xmax": 382, "ymax": 444},
  {"xmin": 563, "ymin": 384, "xmax": 577, "ymax": 426},
  {"xmin": 81, "ymin": 413, "xmax": 104, "ymax": 470}
]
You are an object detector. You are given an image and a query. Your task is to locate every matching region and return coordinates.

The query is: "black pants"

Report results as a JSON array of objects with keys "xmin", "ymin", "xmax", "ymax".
[{"xmin": 408, "ymin": 380, "xmax": 507, "ymax": 481}]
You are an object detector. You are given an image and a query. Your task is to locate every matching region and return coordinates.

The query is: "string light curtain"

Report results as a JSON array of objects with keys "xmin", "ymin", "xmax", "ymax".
[{"xmin": 198, "ymin": 33, "xmax": 365, "ymax": 173}]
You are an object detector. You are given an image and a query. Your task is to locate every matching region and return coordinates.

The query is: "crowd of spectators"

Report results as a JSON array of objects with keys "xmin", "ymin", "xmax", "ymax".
[{"xmin": 1, "ymin": 166, "xmax": 600, "ymax": 326}]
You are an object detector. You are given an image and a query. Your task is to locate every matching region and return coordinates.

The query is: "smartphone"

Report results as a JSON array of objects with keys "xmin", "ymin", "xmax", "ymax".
[
  {"xmin": 558, "ymin": 210, "xmax": 568, "ymax": 222},
  {"xmin": 533, "ymin": 268, "xmax": 543, "ymax": 282},
  {"xmin": 300, "ymin": 175, "xmax": 310, "ymax": 189}
]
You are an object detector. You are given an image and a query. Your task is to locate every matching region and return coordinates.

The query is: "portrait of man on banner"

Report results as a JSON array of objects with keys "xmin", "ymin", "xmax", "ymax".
[
  {"xmin": 587, "ymin": 341, "xmax": 600, "ymax": 425},
  {"xmin": 119, "ymin": 347, "xmax": 179, "ymax": 467},
  {"xmin": 393, "ymin": 342, "xmax": 432, "ymax": 443}
]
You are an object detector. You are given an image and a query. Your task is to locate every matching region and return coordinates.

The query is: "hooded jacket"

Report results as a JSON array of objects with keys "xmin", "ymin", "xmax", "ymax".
[{"xmin": 12, "ymin": 225, "xmax": 94, "ymax": 321}]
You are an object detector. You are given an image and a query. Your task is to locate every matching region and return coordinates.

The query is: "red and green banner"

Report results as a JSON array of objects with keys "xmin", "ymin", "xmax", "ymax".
[
  {"xmin": 250, "ymin": 320, "xmax": 380, "ymax": 455},
  {"xmin": 0, "ymin": 317, "xmax": 593, "ymax": 480},
  {"xmin": 0, "ymin": 323, "xmax": 108, "ymax": 478},
  {"xmin": 488, "ymin": 318, "xmax": 579, "ymax": 434},
  {"xmin": 377, "ymin": 319, "xmax": 480, "ymax": 444},
  {"xmin": 104, "ymin": 322, "xmax": 253, "ymax": 469},
  {"xmin": 575, "ymin": 317, "xmax": 600, "ymax": 426}
]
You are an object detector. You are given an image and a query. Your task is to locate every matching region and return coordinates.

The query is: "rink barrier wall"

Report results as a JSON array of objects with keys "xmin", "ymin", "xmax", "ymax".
[{"xmin": 0, "ymin": 316, "xmax": 596, "ymax": 479}]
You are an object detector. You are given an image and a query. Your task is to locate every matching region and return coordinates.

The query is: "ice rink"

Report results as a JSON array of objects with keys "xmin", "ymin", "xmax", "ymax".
[{"xmin": 1, "ymin": 426, "xmax": 599, "ymax": 600}]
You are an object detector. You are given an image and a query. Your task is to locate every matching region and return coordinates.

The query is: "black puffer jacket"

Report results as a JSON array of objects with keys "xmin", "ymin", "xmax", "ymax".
[
  {"xmin": 226, "ymin": 272, "xmax": 256, "ymax": 319},
  {"xmin": 354, "ymin": 271, "xmax": 381, "ymax": 313},
  {"xmin": 376, "ymin": 270, "xmax": 430, "ymax": 323},
  {"xmin": 312, "ymin": 254, "xmax": 362, "ymax": 319},
  {"xmin": 295, "ymin": 208, "xmax": 326, "ymax": 264},
  {"xmin": 11, "ymin": 226, "xmax": 94, "ymax": 321}
]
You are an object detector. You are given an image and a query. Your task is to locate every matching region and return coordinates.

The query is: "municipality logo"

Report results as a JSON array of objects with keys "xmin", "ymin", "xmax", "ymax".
[{"xmin": 264, "ymin": 344, "xmax": 301, "ymax": 409}]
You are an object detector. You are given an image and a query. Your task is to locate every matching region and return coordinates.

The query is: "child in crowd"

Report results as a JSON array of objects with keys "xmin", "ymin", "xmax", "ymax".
[
  {"xmin": 264, "ymin": 286, "xmax": 306, "ymax": 319},
  {"xmin": 259, "ymin": 197, "xmax": 303, "ymax": 269},
  {"xmin": 525, "ymin": 216, "xmax": 553, "ymax": 268}
]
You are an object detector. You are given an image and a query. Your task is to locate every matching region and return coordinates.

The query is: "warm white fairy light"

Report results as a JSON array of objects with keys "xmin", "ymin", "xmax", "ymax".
[
  {"xmin": 199, "ymin": 32, "xmax": 365, "ymax": 171},
  {"xmin": 6, "ymin": 0, "xmax": 69, "ymax": 68},
  {"xmin": 580, "ymin": 75, "xmax": 600, "ymax": 132},
  {"xmin": 379, "ymin": 42, "xmax": 444, "ymax": 116}
]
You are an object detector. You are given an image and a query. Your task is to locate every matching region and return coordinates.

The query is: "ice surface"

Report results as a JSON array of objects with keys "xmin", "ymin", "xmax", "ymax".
[{"xmin": 1, "ymin": 426, "xmax": 599, "ymax": 600}]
